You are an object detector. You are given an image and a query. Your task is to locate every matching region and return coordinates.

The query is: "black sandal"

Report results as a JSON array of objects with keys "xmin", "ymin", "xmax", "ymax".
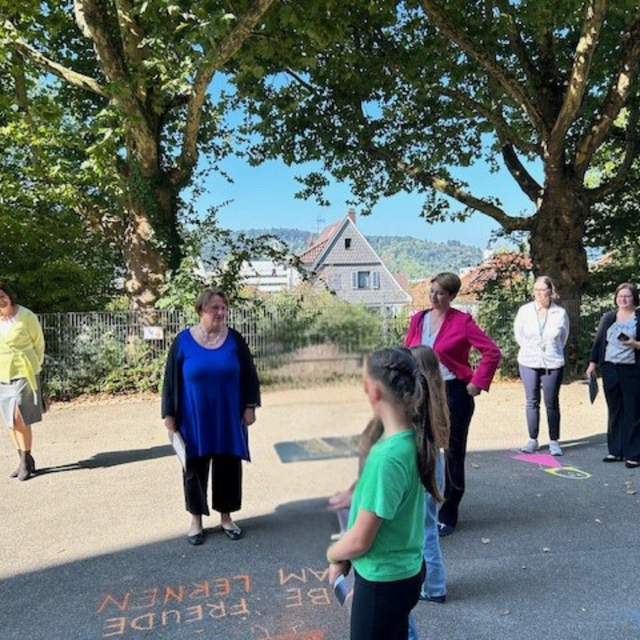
[
  {"xmin": 625, "ymin": 460, "xmax": 640, "ymax": 469},
  {"xmin": 602, "ymin": 454, "xmax": 623, "ymax": 462}
]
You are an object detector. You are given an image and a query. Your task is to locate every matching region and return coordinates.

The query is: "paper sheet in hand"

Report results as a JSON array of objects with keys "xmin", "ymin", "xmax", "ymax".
[
  {"xmin": 169, "ymin": 431, "xmax": 187, "ymax": 470},
  {"xmin": 588, "ymin": 376, "xmax": 598, "ymax": 404},
  {"xmin": 333, "ymin": 574, "xmax": 349, "ymax": 606}
]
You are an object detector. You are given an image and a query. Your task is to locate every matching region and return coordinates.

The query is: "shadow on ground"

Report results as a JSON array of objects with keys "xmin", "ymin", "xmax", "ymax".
[{"xmin": 2, "ymin": 434, "xmax": 640, "ymax": 640}]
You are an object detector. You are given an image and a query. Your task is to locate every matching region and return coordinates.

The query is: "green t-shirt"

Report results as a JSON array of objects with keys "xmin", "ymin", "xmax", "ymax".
[{"xmin": 348, "ymin": 429, "xmax": 424, "ymax": 582}]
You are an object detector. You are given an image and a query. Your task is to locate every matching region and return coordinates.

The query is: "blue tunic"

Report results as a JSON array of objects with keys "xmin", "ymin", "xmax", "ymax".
[{"xmin": 177, "ymin": 329, "xmax": 250, "ymax": 460}]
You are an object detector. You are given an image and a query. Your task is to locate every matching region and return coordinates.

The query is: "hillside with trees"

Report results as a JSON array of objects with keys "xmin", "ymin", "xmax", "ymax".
[{"xmin": 233, "ymin": 228, "xmax": 483, "ymax": 280}]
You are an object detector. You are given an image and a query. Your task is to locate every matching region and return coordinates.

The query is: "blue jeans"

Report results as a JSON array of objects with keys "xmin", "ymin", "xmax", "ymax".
[
  {"xmin": 408, "ymin": 452, "xmax": 446, "ymax": 640},
  {"xmin": 421, "ymin": 451, "xmax": 446, "ymax": 597}
]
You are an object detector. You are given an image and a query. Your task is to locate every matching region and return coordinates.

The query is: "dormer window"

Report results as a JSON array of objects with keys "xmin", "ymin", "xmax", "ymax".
[{"xmin": 345, "ymin": 238, "xmax": 352, "ymax": 250}]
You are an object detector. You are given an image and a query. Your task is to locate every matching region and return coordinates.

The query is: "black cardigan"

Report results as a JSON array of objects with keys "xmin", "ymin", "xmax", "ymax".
[
  {"xmin": 589, "ymin": 309, "xmax": 640, "ymax": 366},
  {"xmin": 161, "ymin": 327, "xmax": 261, "ymax": 419}
]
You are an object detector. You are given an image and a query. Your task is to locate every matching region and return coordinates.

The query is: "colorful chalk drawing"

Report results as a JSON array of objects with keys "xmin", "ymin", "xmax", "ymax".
[
  {"xmin": 95, "ymin": 568, "xmax": 342, "ymax": 639},
  {"xmin": 512, "ymin": 452, "xmax": 592, "ymax": 479}
]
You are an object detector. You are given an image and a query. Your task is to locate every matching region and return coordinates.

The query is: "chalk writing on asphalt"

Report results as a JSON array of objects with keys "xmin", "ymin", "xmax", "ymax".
[{"xmin": 96, "ymin": 568, "xmax": 343, "ymax": 638}]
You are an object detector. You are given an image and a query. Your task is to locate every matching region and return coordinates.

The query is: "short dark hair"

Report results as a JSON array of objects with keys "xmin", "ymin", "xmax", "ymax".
[
  {"xmin": 0, "ymin": 282, "xmax": 17, "ymax": 305},
  {"xmin": 614, "ymin": 282, "xmax": 639, "ymax": 306},
  {"xmin": 194, "ymin": 288, "xmax": 228, "ymax": 315},
  {"xmin": 431, "ymin": 272, "xmax": 461, "ymax": 298}
]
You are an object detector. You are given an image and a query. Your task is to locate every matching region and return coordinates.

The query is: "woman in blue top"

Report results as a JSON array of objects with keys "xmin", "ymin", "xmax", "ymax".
[
  {"xmin": 326, "ymin": 347, "xmax": 442, "ymax": 639},
  {"xmin": 162, "ymin": 289, "xmax": 260, "ymax": 545}
]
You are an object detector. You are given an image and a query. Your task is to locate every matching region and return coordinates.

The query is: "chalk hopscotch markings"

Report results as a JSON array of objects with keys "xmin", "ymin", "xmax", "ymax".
[{"xmin": 512, "ymin": 452, "xmax": 592, "ymax": 479}]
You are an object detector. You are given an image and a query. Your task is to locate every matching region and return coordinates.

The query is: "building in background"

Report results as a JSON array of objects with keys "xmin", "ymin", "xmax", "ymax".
[
  {"xmin": 239, "ymin": 259, "xmax": 302, "ymax": 294},
  {"xmin": 298, "ymin": 210, "xmax": 412, "ymax": 312}
]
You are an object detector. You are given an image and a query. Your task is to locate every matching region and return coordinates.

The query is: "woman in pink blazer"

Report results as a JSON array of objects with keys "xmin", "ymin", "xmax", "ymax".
[{"xmin": 405, "ymin": 272, "xmax": 501, "ymax": 535}]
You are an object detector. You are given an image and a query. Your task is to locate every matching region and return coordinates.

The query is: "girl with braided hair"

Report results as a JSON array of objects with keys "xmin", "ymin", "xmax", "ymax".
[{"xmin": 326, "ymin": 347, "xmax": 443, "ymax": 639}]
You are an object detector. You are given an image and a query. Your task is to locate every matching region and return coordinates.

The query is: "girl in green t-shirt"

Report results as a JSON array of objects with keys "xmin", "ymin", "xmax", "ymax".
[{"xmin": 326, "ymin": 347, "xmax": 444, "ymax": 639}]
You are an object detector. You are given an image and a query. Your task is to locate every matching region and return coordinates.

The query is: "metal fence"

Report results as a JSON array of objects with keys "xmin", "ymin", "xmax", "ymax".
[{"xmin": 37, "ymin": 298, "xmax": 610, "ymax": 398}]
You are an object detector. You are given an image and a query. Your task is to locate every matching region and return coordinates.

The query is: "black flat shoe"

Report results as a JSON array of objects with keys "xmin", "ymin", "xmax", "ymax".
[
  {"xmin": 602, "ymin": 454, "xmax": 623, "ymax": 462},
  {"xmin": 222, "ymin": 526, "xmax": 243, "ymax": 540},
  {"xmin": 625, "ymin": 460, "xmax": 640, "ymax": 469},
  {"xmin": 187, "ymin": 532, "xmax": 204, "ymax": 546}
]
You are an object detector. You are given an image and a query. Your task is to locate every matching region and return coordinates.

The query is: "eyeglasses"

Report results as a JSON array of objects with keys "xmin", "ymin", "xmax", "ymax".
[{"xmin": 533, "ymin": 288, "xmax": 550, "ymax": 293}]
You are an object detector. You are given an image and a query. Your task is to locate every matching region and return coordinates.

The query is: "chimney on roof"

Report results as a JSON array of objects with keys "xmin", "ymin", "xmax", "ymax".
[
  {"xmin": 347, "ymin": 208, "xmax": 356, "ymax": 225},
  {"xmin": 308, "ymin": 234, "xmax": 314, "ymax": 247}
]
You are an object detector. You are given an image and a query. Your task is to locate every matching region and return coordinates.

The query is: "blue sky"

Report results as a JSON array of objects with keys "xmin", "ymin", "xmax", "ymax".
[{"xmin": 203, "ymin": 153, "xmax": 539, "ymax": 249}]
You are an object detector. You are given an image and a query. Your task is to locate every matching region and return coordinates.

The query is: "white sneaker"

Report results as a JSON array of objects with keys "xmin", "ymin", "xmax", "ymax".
[
  {"xmin": 549, "ymin": 440, "xmax": 563, "ymax": 456},
  {"xmin": 521, "ymin": 439, "xmax": 539, "ymax": 453}
]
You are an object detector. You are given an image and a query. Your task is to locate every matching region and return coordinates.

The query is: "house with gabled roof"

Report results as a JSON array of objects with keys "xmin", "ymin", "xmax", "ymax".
[{"xmin": 298, "ymin": 210, "xmax": 412, "ymax": 311}]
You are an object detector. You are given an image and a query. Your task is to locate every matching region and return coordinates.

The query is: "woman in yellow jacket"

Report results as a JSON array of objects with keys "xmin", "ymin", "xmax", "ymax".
[{"xmin": 0, "ymin": 283, "xmax": 45, "ymax": 481}]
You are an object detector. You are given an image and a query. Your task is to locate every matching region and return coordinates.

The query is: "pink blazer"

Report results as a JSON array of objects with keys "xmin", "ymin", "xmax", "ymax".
[{"xmin": 405, "ymin": 308, "xmax": 501, "ymax": 391}]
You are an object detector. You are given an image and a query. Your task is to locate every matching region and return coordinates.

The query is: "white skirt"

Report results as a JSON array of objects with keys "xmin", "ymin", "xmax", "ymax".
[{"xmin": 0, "ymin": 376, "xmax": 43, "ymax": 428}]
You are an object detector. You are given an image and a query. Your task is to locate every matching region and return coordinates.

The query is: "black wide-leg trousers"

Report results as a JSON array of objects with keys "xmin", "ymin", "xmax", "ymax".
[{"xmin": 183, "ymin": 454, "xmax": 242, "ymax": 516}]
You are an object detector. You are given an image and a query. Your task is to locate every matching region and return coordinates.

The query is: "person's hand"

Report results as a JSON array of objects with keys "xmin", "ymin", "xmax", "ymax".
[
  {"xmin": 585, "ymin": 362, "xmax": 597, "ymax": 379},
  {"xmin": 466, "ymin": 382, "xmax": 481, "ymax": 397},
  {"xmin": 620, "ymin": 338, "xmax": 639, "ymax": 350},
  {"xmin": 243, "ymin": 407, "xmax": 256, "ymax": 426},
  {"xmin": 328, "ymin": 488, "xmax": 353, "ymax": 511},
  {"xmin": 164, "ymin": 416, "xmax": 178, "ymax": 433},
  {"xmin": 328, "ymin": 560, "xmax": 351, "ymax": 585}
]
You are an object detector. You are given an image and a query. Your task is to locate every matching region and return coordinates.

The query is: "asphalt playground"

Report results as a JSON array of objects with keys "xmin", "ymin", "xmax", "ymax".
[{"xmin": 1, "ymin": 384, "xmax": 639, "ymax": 640}]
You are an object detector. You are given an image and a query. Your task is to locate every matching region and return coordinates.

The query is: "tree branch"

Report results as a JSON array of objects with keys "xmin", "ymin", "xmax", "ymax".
[
  {"xmin": 371, "ymin": 144, "xmax": 533, "ymax": 231},
  {"xmin": 494, "ymin": 0, "xmax": 541, "ymax": 90},
  {"xmin": 420, "ymin": 0, "xmax": 547, "ymax": 136},
  {"xmin": 114, "ymin": 0, "xmax": 150, "ymax": 94},
  {"xmin": 586, "ymin": 101, "xmax": 640, "ymax": 203},
  {"xmin": 500, "ymin": 143, "xmax": 543, "ymax": 203},
  {"xmin": 74, "ymin": 0, "xmax": 128, "ymax": 84},
  {"xmin": 438, "ymin": 85, "xmax": 540, "ymax": 155},
  {"xmin": 4, "ymin": 19, "xmax": 107, "ymax": 97},
  {"xmin": 548, "ymin": 0, "xmax": 608, "ymax": 156},
  {"xmin": 575, "ymin": 15, "xmax": 640, "ymax": 175},
  {"xmin": 174, "ymin": 0, "xmax": 276, "ymax": 185}
]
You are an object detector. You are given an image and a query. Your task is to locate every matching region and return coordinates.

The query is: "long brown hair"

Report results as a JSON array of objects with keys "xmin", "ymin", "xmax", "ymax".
[
  {"xmin": 410, "ymin": 345, "xmax": 451, "ymax": 502},
  {"xmin": 365, "ymin": 347, "xmax": 435, "ymax": 494}
]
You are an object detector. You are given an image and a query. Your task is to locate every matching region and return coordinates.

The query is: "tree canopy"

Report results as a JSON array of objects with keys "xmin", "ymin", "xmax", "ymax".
[
  {"xmin": 1, "ymin": 0, "xmax": 276, "ymax": 312},
  {"xmin": 234, "ymin": 0, "xmax": 640, "ymax": 301}
]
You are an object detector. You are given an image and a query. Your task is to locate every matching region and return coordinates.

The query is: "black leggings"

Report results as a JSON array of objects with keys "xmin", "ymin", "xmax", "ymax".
[
  {"xmin": 183, "ymin": 454, "xmax": 242, "ymax": 516},
  {"xmin": 350, "ymin": 563, "xmax": 425, "ymax": 640}
]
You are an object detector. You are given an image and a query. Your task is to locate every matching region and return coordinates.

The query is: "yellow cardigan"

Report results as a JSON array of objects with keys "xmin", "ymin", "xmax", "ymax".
[{"xmin": 0, "ymin": 306, "xmax": 45, "ymax": 393}]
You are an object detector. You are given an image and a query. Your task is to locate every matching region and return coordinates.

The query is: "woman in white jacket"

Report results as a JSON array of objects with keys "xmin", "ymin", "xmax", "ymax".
[{"xmin": 514, "ymin": 276, "xmax": 570, "ymax": 456}]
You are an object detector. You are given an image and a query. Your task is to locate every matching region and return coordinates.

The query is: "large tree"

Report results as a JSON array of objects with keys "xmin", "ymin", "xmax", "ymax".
[
  {"xmin": 1, "ymin": 0, "xmax": 275, "ymax": 313},
  {"xmin": 234, "ymin": 0, "xmax": 640, "ymax": 309}
]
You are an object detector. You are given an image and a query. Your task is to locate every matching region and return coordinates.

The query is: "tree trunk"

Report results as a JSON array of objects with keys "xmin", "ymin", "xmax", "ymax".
[
  {"xmin": 529, "ymin": 180, "xmax": 590, "ymax": 374},
  {"xmin": 122, "ymin": 201, "xmax": 168, "ymax": 320}
]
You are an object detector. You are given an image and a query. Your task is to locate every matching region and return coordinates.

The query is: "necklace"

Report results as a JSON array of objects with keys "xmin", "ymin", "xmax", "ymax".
[{"xmin": 198, "ymin": 323, "xmax": 224, "ymax": 347}]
